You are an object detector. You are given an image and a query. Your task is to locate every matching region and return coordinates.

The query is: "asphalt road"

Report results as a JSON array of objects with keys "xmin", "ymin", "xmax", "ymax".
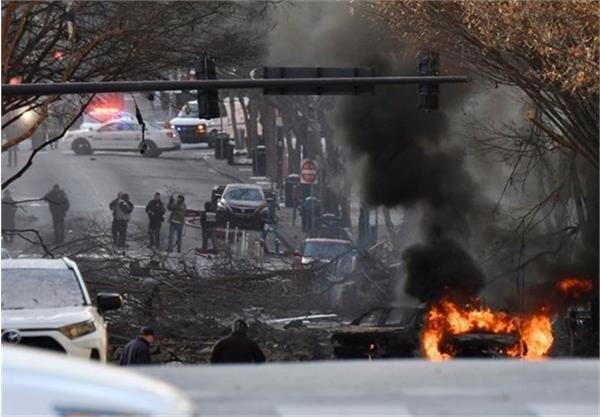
[
  {"xmin": 139, "ymin": 359, "xmax": 599, "ymax": 416},
  {"xmin": 2, "ymin": 146, "xmax": 232, "ymax": 249}
]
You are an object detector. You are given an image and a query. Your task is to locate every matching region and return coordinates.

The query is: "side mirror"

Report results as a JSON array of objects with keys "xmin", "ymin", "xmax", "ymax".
[{"xmin": 97, "ymin": 292, "xmax": 122, "ymax": 312}]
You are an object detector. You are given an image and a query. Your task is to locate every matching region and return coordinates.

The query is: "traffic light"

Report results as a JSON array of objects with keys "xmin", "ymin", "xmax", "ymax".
[
  {"xmin": 417, "ymin": 51, "xmax": 439, "ymax": 111},
  {"xmin": 194, "ymin": 53, "xmax": 220, "ymax": 119}
]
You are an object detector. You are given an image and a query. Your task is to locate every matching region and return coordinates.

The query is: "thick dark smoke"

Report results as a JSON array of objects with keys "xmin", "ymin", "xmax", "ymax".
[
  {"xmin": 269, "ymin": 3, "xmax": 597, "ymax": 308},
  {"xmin": 336, "ymin": 54, "xmax": 488, "ymax": 302},
  {"xmin": 403, "ymin": 238, "xmax": 484, "ymax": 302},
  {"xmin": 269, "ymin": 2, "xmax": 487, "ymax": 302}
]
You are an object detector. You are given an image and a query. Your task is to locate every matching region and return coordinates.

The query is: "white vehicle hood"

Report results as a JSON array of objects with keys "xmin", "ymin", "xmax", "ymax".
[
  {"xmin": 2, "ymin": 306, "xmax": 95, "ymax": 330},
  {"xmin": 2, "ymin": 346, "xmax": 195, "ymax": 417}
]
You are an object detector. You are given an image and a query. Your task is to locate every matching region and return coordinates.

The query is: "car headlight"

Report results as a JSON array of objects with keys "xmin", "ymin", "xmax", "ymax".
[
  {"xmin": 60, "ymin": 319, "xmax": 96, "ymax": 339},
  {"xmin": 196, "ymin": 123, "xmax": 207, "ymax": 134}
]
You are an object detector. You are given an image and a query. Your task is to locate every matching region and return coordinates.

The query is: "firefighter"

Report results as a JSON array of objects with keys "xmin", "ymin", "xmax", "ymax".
[
  {"xmin": 210, "ymin": 319, "xmax": 266, "ymax": 364},
  {"xmin": 43, "ymin": 184, "xmax": 70, "ymax": 244}
]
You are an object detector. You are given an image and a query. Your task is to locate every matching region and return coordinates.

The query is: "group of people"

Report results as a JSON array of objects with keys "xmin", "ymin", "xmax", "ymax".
[
  {"xmin": 1, "ymin": 184, "xmax": 207, "ymax": 253},
  {"xmin": 110, "ymin": 191, "xmax": 187, "ymax": 252},
  {"xmin": 1, "ymin": 184, "xmax": 70, "ymax": 246},
  {"xmin": 119, "ymin": 319, "xmax": 265, "ymax": 366}
]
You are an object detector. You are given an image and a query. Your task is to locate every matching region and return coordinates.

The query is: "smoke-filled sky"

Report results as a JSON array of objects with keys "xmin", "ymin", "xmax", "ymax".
[{"xmin": 267, "ymin": 2, "xmax": 597, "ymax": 307}]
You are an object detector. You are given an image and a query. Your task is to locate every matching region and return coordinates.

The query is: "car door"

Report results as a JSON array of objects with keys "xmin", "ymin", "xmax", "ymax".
[
  {"xmin": 114, "ymin": 122, "xmax": 141, "ymax": 150},
  {"xmin": 92, "ymin": 122, "xmax": 120, "ymax": 150}
]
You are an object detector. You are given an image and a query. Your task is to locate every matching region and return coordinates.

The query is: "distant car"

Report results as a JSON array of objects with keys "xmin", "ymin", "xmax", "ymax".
[
  {"xmin": 301, "ymin": 238, "xmax": 353, "ymax": 265},
  {"xmin": 2, "ymin": 346, "xmax": 196, "ymax": 417},
  {"xmin": 1, "ymin": 258, "xmax": 122, "ymax": 362},
  {"xmin": 169, "ymin": 100, "xmax": 222, "ymax": 148},
  {"xmin": 216, "ymin": 183, "xmax": 269, "ymax": 230},
  {"xmin": 65, "ymin": 119, "xmax": 180, "ymax": 157},
  {"xmin": 331, "ymin": 306, "xmax": 425, "ymax": 359}
]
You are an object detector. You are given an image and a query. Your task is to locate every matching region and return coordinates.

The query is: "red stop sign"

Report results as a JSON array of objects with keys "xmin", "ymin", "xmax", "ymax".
[{"xmin": 300, "ymin": 159, "xmax": 318, "ymax": 184}]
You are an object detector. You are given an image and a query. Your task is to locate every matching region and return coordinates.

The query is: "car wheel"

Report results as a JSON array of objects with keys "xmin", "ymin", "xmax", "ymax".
[
  {"xmin": 140, "ymin": 140, "xmax": 159, "ymax": 158},
  {"xmin": 71, "ymin": 138, "xmax": 93, "ymax": 155}
]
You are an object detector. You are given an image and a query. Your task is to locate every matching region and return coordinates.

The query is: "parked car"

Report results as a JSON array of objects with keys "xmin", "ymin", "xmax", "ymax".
[
  {"xmin": 2, "ymin": 346, "xmax": 196, "ymax": 417},
  {"xmin": 216, "ymin": 183, "xmax": 269, "ymax": 230},
  {"xmin": 1, "ymin": 258, "xmax": 122, "ymax": 362},
  {"xmin": 64, "ymin": 118, "xmax": 180, "ymax": 157},
  {"xmin": 301, "ymin": 238, "xmax": 354, "ymax": 265},
  {"xmin": 331, "ymin": 306, "xmax": 426, "ymax": 359}
]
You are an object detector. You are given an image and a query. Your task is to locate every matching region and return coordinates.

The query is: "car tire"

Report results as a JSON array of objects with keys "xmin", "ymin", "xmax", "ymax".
[
  {"xmin": 72, "ymin": 138, "xmax": 93, "ymax": 155},
  {"xmin": 140, "ymin": 140, "xmax": 159, "ymax": 158}
]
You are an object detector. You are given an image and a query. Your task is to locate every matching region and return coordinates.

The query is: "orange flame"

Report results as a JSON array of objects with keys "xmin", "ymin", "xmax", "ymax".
[
  {"xmin": 557, "ymin": 277, "xmax": 593, "ymax": 298},
  {"xmin": 422, "ymin": 299, "xmax": 553, "ymax": 361}
]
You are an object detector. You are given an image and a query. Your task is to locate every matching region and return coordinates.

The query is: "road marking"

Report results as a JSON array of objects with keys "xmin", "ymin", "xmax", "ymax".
[{"xmin": 277, "ymin": 404, "xmax": 412, "ymax": 417}]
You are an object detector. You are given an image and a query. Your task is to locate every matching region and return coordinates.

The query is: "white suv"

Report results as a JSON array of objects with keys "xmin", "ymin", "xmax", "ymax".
[{"xmin": 1, "ymin": 258, "xmax": 122, "ymax": 362}]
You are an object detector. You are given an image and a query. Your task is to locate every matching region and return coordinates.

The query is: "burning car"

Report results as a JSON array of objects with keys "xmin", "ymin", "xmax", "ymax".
[
  {"xmin": 421, "ymin": 298, "xmax": 554, "ymax": 361},
  {"xmin": 331, "ymin": 306, "xmax": 426, "ymax": 359}
]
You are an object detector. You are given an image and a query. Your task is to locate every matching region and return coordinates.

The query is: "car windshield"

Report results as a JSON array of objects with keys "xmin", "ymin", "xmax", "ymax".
[
  {"xmin": 303, "ymin": 241, "xmax": 351, "ymax": 260},
  {"xmin": 178, "ymin": 102, "xmax": 198, "ymax": 118},
  {"xmin": 385, "ymin": 308, "xmax": 418, "ymax": 326},
  {"xmin": 1, "ymin": 268, "xmax": 85, "ymax": 310},
  {"xmin": 224, "ymin": 187, "xmax": 263, "ymax": 202}
]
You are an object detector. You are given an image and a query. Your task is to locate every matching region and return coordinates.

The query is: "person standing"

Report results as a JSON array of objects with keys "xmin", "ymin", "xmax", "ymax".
[
  {"xmin": 109, "ymin": 191, "xmax": 123, "ymax": 245},
  {"xmin": 1, "ymin": 190, "xmax": 17, "ymax": 244},
  {"xmin": 119, "ymin": 327, "xmax": 155, "ymax": 366},
  {"xmin": 110, "ymin": 193, "xmax": 134, "ymax": 248},
  {"xmin": 145, "ymin": 192, "xmax": 165, "ymax": 249},
  {"xmin": 210, "ymin": 319, "xmax": 266, "ymax": 364},
  {"xmin": 167, "ymin": 194, "xmax": 186, "ymax": 253},
  {"xmin": 200, "ymin": 201, "xmax": 216, "ymax": 250},
  {"xmin": 43, "ymin": 184, "xmax": 70, "ymax": 244}
]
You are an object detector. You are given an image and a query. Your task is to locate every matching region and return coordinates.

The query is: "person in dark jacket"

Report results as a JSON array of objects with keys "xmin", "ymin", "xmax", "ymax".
[
  {"xmin": 109, "ymin": 191, "xmax": 123, "ymax": 245},
  {"xmin": 110, "ymin": 192, "xmax": 134, "ymax": 248},
  {"xmin": 210, "ymin": 319, "xmax": 266, "ymax": 364},
  {"xmin": 43, "ymin": 184, "xmax": 70, "ymax": 244},
  {"xmin": 1, "ymin": 190, "xmax": 17, "ymax": 244},
  {"xmin": 145, "ymin": 192, "xmax": 166, "ymax": 249},
  {"xmin": 167, "ymin": 194, "xmax": 186, "ymax": 253},
  {"xmin": 200, "ymin": 201, "xmax": 216, "ymax": 250},
  {"xmin": 119, "ymin": 326, "xmax": 155, "ymax": 366}
]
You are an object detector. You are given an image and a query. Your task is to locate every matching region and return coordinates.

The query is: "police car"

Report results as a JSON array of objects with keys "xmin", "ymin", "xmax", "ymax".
[{"xmin": 64, "ymin": 119, "xmax": 180, "ymax": 157}]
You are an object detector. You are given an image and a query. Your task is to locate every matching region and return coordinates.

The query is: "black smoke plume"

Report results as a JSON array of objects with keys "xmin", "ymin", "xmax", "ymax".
[{"xmin": 335, "ymin": 54, "xmax": 487, "ymax": 303}]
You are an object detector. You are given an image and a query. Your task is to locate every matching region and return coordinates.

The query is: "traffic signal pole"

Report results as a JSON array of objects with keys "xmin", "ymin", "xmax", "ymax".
[{"xmin": 2, "ymin": 76, "xmax": 468, "ymax": 97}]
